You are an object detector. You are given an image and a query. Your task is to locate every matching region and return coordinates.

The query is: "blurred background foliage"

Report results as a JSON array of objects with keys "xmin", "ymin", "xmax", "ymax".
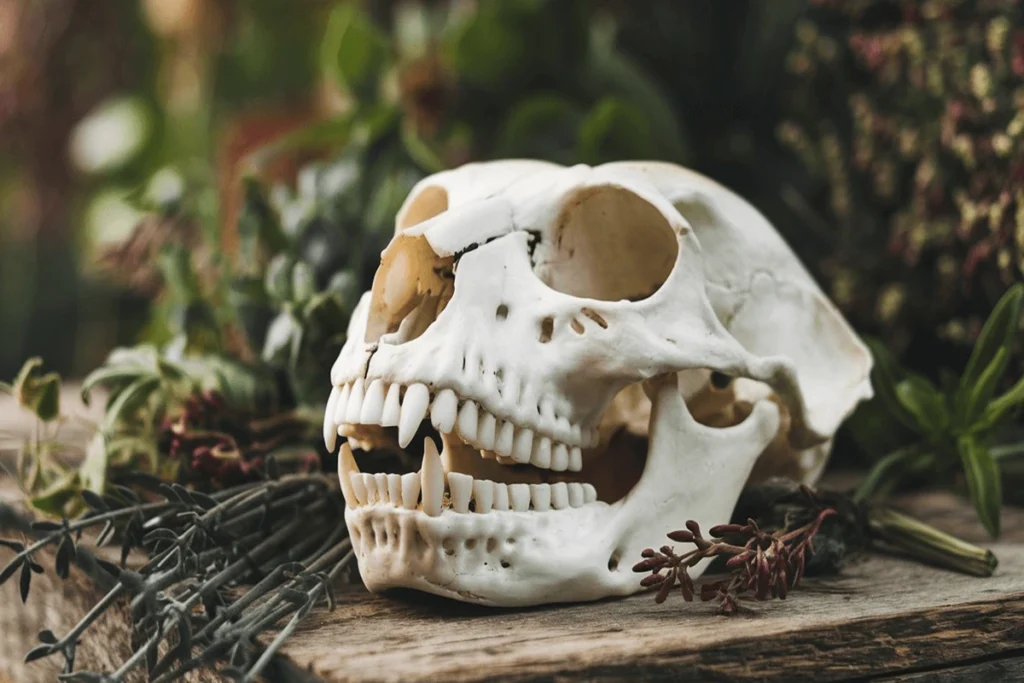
[{"xmin": 1, "ymin": 0, "xmax": 1021, "ymax": 393}]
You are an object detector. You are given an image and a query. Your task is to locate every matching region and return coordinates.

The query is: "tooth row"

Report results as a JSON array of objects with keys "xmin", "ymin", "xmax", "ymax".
[
  {"xmin": 324, "ymin": 380, "xmax": 597, "ymax": 471},
  {"xmin": 338, "ymin": 440, "xmax": 598, "ymax": 514}
]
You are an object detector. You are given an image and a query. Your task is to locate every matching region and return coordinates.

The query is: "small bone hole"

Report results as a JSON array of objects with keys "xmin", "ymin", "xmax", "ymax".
[
  {"xmin": 500, "ymin": 560, "xmax": 512, "ymax": 569},
  {"xmin": 496, "ymin": 304, "xmax": 509, "ymax": 320},
  {"xmin": 581, "ymin": 308, "xmax": 608, "ymax": 328},
  {"xmin": 465, "ymin": 538, "xmax": 477, "ymax": 550},
  {"xmin": 710, "ymin": 372, "xmax": 733, "ymax": 390},
  {"xmin": 507, "ymin": 537, "xmax": 516, "ymax": 544},
  {"xmin": 442, "ymin": 537, "xmax": 456, "ymax": 556},
  {"xmin": 486, "ymin": 538, "xmax": 498, "ymax": 552},
  {"xmin": 570, "ymin": 319, "xmax": 585, "ymax": 334},
  {"xmin": 539, "ymin": 317, "xmax": 554, "ymax": 343}
]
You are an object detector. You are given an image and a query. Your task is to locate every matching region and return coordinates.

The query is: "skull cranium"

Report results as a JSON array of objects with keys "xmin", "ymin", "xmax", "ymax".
[{"xmin": 323, "ymin": 160, "xmax": 872, "ymax": 606}]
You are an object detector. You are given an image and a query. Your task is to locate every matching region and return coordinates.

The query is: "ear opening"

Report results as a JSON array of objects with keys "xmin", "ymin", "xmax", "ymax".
[
  {"xmin": 537, "ymin": 185, "xmax": 679, "ymax": 302},
  {"xmin": 396, "ymin": 185, "xmax": 448, "ymax": 232}
]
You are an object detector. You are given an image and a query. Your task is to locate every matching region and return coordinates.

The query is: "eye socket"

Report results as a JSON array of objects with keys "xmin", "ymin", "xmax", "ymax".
[{"xmin": 537, "ymin": 185, "xmax": 679, "ymax": 302}]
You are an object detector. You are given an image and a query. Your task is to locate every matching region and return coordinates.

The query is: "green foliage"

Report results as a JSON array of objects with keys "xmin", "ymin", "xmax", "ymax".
[
  {"xmin": 3, "ymin": 358, "xmax": 61, "ymax": 423},
  {"xmin": 322, "ymin": 3, "xmax": 391, "ymax": 99},
  {"xmin": 856, "ymin": 284, "xmax": 1024, "ymax": 537}
]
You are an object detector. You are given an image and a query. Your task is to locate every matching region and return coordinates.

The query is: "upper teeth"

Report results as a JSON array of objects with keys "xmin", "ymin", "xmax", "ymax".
[
  {"xmin": 325, "ymin": 380, "xmax": 597, "ymax": 472},
  {"xmin": 337, "ymin": 439, "xmax": 599, "ymax": 515}
]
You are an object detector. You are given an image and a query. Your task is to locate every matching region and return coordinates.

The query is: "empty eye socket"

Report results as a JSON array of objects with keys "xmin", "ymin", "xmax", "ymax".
[{"xmin": 538, "ymin": 185, "xmax": 679, "ymax": 302}]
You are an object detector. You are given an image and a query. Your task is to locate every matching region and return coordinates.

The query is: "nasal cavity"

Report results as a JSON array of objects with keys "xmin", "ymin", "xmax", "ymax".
[{"xmin": 364, "ymin": 234, "xmax": 454, "ymax": 344}]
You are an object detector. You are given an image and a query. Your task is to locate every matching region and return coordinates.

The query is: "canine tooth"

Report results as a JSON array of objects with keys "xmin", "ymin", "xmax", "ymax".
[
  {"xmin": 431, "ymin": 388, "xmax": 458, "ymax": 433},
  {"xmin": 551, "ymin": 443, "xmax": 570, "ymax": 471},
  {"xmin": 529, "ymin": 484, "xmax": 551, "ymax": 511},
  {"xmin": 492, "ymin": 482, "xmax": 510, "ymax": 511},
  {"xmin": 509, "ymin": 484, "xmax": 530, "ymax": 511},
  {"xmin": 477, "ymin": 412, "xmax": 497, "ymax": 450},
  {"xmin": 387, "ymin": 473, "xmax": 402, "ymax": 505},
  {"xmin": 567, "ymin": 483, "xmax": 584, "ymax": 508},
  {"xmin": 360, "ymin": 380, "xmax": 386, "ymax": 424},
  {"xmin": 448, "ymin": 473, "xmax": 473, "ymax": 513},
  {"xmin": 512, "ymin": 427, "xmax": 534, "ymax": 463},
  {"xmin": 401, "ymin": 472, "xmax": 420, "ymax": 510},
  {"xmin": 381, "ymin": 383, "xmax": 401, "ymax": 426},
  {"xmin": 538, "ymin": 398, "xmax": 556, "ymax": 433},
  {"xmin": 550, "ymin": 482, "xmax": 569, "ymax": 509},
  {"xmin": 582, "ymin": 483, "xmax": 598, "ymax": 504},
  {"xmin": 531, "ymin": 437, "xmax": 552, "ymax": 469},
  {"xmin": 473, "ymin": 479, "xmax": 493, "ymax": 513},
  {"xmin": 457, "ymin": 401, "xmax": 479, "ymax": 442},
  {"xmin": 324, "ymin": 387, "xmax": 340, "ymax": 452},
  {"xmin": 374, "ymin": 473, "xmax": 389, "ymax": 504},
  {"xmin": 570, "ymin": 423, "xmax": 583, "ymax": 445},
  {"xmin": 495, "ymin": 420, "xmax": 515, "ymax": 456},
  {"xmin": 351, "ymin": 473, "xmax": 368, "ymax": 506},
  {"xmin": 333, "ymin": 383, "xmax": 351, "ymax": 425},
  {"xmin": 338, "ymin": 442, "xmax": 359, "ymax": 508},
  {"xmin": 344, "ymin": 378, "xmax": 365, "ymax": 423},
  {"xmin": 568, "ymin": 446, "xmax": 583, "ymax": 472},
  {"xmin": 421, "ymin": 437, "xmax": 444, "ymax": 516},
  {"xmin": 399, "ymin": 383, "xmax": 430, "ymax": 448}
]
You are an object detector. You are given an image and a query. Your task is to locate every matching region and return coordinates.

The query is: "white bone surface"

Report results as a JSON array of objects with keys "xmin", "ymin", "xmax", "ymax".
[{"xmin": 327, "ymin": 160, "xmax": 873, "ymax": 606}]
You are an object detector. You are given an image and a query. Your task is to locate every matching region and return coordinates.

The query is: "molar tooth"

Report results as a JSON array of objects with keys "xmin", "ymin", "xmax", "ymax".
[
  {"xmin": 509, "ymin": 484, "xmax": 530, "ymax": 512},
  {"xmin": 351, "ymin": 473, "xmax": 368, "ymax": 506},
  {"xmin": 492, "ymin": 482, "xmax": 510, "ymax": 511},
  {"xmin": 399, "ymin": 383, "xmax": 430, "ymax": 448},
  {"xmin": 531, "ymin": 437, "xmax": 552, "ymax": 469},
  {"xmin": 529, "ymin": 484, "xmax": 551, "ymax": 512},
  {"xmin": 374, "ymin": 473, "xmax": 389, "ymax": 504},
  {"xmin": 381, "ymin": 383, "xmax": 402, "ymax": 426},
  {"xmin": 550, "ymin": 482, "xmax": 569, "ymax": 509},
  {"xmin": 387, "ymin": 474, "xmax": 402, "ymax": 506},
  {"xmin": 344, "ymin": 379, "xmax": 365, "ymax": 423},
  {"xmin": 567, "ymin": 483, "xmax": 584, "ymax": 508},
  {"xmin": 333, "ymin": 383, "xmax": 351, "ymax": 425},
  {"xmin": 401, "ymin": 472, "xmax": 420, "ymax": 510},
  {"xmin": 512, "ymin": 427, "xmax": 534, "ymax": 463},
  {"xmin": 495, "ymin": 420, "xmax": 515, "ymax": 457},
  {"xmin": 582, "ymin": 483, "xmax": 598, "ymax": 504},
  {"xmin": 430, "ymin": 388, "xmax": 458, "ymax": 433},
  {"xmin": 337, "ymin": 442, "xmax": 359, "ymax": 508},
  {"xmin": 568, "ymin": 446, "xmax": 583, "ymax": 472},
  {"xmin": 457, "ymin": 401, "xmax": 479, "ymax": 442},
  {"xmin": 551, "ymin": 443, "xmax": 570, "ymax": 471},
  {"xmin": 362, "ymin": 474, "xmax": 379, "ymax": 504},
  {"xmin": 360, "ymin": 379, "xmax": 386, "ymax": 425},
  {"xmin": 324, "ymin": 387, "xmax": 340, "ymax": 452},
  {"xmin": 477, "ymin": 412, "xmax": 497, "ymax": 450},
  {"xmin": 473, "ymin": 480, "xmax": 493, "ymax": 513},
  {"xmin": 448, "ymin": 473, "xmax": 473, "ymax": 513},
  {"xmin": 420, "ymin": 437, "xmax": 444, "ymax": 516}
]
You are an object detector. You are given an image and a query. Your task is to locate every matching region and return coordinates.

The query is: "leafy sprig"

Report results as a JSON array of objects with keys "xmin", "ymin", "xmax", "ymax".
[{"xmin": 857, "ymin": 284, "xmax": 1024, "ymax": 537}]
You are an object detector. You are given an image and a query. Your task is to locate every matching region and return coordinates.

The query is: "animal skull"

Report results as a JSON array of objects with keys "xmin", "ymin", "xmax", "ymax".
[{"xmin": 323, "ymin": 160, "xmax": 872, "ymax": 607}]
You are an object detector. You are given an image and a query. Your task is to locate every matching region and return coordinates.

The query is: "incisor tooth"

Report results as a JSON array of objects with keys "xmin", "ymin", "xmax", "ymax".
[
  {"xmin": 495, "ymin": 420, "xmax": 515, "ymax": 457},
  {"xmin": 337, "ymin": 442, "xmax": 358, "ymax": 508},
  {"xmin": 473, "ymin": 479, "xmax": 493, "ymax": 513},
  {"xmin": 399, "ymin": 383, "xmax": 430, "ymax": 448},
  {"xmin": 551, "ymin": 443, "xmax": 570, "ymax": 471},
  {"xmin": 582, "ymin": 483, "xmax": 598, "ymax": 504},
  {"xmin": 401, "ymin": 472, "xmax": 420, "ymax": 510},
  {"xmin": 477, "ymin": 412, "xmax": 497, "ymax": 450},
  {"xmin": 374, "ymin": 473, "xmax": 389, "ymax": 504},
  {"xmin": 431, "ymin": 388, "xmax": 458, "ymax": 433},
  {"xmin": 509, "ymin": 484, "xmax": 530, "ymax": 511},
  {"xmin": 360, "ymin": 380, "xmax": 386, "ymax": 424},
  {"xmin": 324, "ymin": 387, "xmax": 340, "ymax": 452},
  {"xmin": 351, "ymin": 472, "xmax": 368, "ymax": 506},
  {"xmin": 344, "ymin": 379, "xmax": 365, "ymax": 423},
  {"xmin": 568, "ymin": 446, "xmax": 583, "ymax": 472},
  {"xmin": 512, "ymin": 427, "xmax": 534, "ymax": 463},
  {"xmin": 333, "ymin": 384, "xmax": 351, "ymax": 425},
  {"xmin": 567, "ymin": 483, "xmax": 584, "ymax": 508},
  {"xmin": 457, "ymin": 400, "xmax": 479, "ymax": 442},
  {"xmin": 448, "ymin": 473, "xmax": 473, "ymax": 513},
  {"xmin": 530, "ymin": 484, "xmax": 551, "ymax": 511},
  {"xmin": 381, "ymin": 383, "xmax": 401, "ymax": 426},
  {"xmin": 387, "ymin": 474, "xmax": 402, "ymax": 506},
  {"xmin": 550, "ymin": 482, "xmax": 569, "ymax": 509},
  {"xmin": 421, "ymin": 437, "xmax": 444, "ymax": 516},
  {"xmin": 492, "ymin": 482, "xmax": 510, "ymax": 511},
  {"xmin": 531, "ymin": 437, "xmax": 552, "ymax": 469}
]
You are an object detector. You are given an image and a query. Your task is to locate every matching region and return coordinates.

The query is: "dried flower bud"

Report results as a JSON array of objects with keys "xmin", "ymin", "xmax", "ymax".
[
  {"xmin": 655, "ymin": 571, "xmax": 676, "ymax": 603},
  {"xmin": 640, "ymin": 548, "xmax": 656, "ymax": 558},
  {"xmin": 666, "ymin": 529, "xmax": 694, "ymax": 543},
  {"xmin": 680, "ymin": 570, "xmax": 695, "ymax": 602},
  {"xmin": 632, "ymin": 557, "xmax": 668, "ymax": 573},
  {"xmin": 709, "ymin": 524, "xmax": 744, "ymax": 538},
  {"xmin": 685, "ymin": 520, "xmax": 702, "ymax": 536},
  {"xmin": 641, "ymin": 573, "xmax": 668, "ymax": 587}
]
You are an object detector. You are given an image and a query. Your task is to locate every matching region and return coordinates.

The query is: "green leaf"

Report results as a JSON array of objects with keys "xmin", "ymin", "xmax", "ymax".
[
  {"xmin": 449, "ymin": 1, "xmax": 533, "ymax": 90},
  {"xmin": 291, "ymin": 262, "xmax": 315, "ymax": 305},
  {"xmin": 29, "ymin": 471, "xmax": 81, "ymax": 518},
  {"xmin": 400, "ymin": 123, "xmax": 446, "ymax": 174},
  {"xmin": 894, "ymin": 376, "xmax": 949, "ymax": 435},
  {"xmin": 854, "ymin": 445, "xmax": 918, "ymax": 502},
  {"xmin": 81, "ymin": 365, "xmax": 153, "ymax": 406},
  {"xmin": 237, "ymin": 178, "xmax": 288, "ymax": 260},
  {"xmin": 321, "ymin": 4, "xmax": 390, "ymax": 99},
  {"xmin": 265, "ymin": 254, "xmax": 295, "ymax": 304},
  {"xmin": 863, "ymin": 338, "xmax": 922, "ymax": 433},
  {"xmin": 961, "ymin": 283, "xmax": 1023, "ymax": 391},
  {"xmin": 961, "ymin": 346, "xmax": 1010, "ymax": 427},
  {"xmin": 958, "ymin": 435, "xmax": 1002, "ymax": 538},
  {"xmin": 101, "ymin": 375, "xmax": 161, "ymax": 434},
  {"xmin": 10, "ymin": 358, "xmax": 61, "ymax": 422},
  {"xmin": 495, "ymin": 95, "xmax": 585, "ymax": 163},
  {"xmin": 577, "ymin": 97, "xmax": 656, "ymax": 166},
  {"xmin": 978, "ymin": 373, "xmax": 1024, "ymax": 430}
]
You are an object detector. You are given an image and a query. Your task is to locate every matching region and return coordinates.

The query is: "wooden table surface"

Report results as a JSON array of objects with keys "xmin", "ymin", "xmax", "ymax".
[{"xmin": 2, "ymin": 389, "xmax": 1023, "ymax": 682}]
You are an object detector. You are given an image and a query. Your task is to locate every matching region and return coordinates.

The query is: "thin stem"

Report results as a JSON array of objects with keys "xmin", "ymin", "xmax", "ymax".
[{"xmin": 868, "ymin": 505, "xmax": 998, "ymax": 577}]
